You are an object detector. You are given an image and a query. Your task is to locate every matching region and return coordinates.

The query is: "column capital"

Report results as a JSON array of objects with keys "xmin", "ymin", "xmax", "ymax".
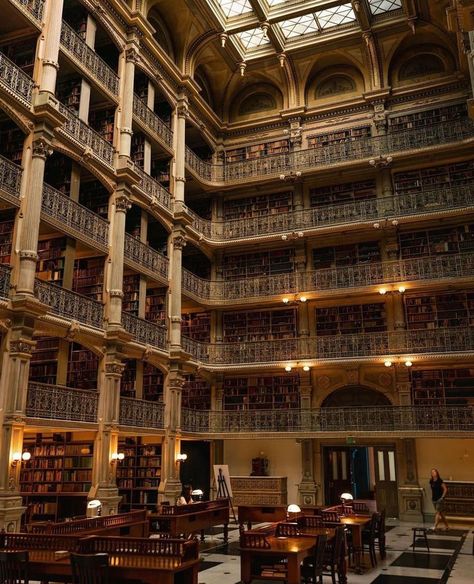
[
  {"xmin": 171, "ymin": 233, "xmax": 187, "ymax": 250},
  {"xmin": 114, "ymin": 195, "xmax": 132, "ymax": 213},
  {"xmin": 125, "ymin": 46, "xmax": 140, "ymax": 63},
  {"xmin": 104, "ymin": 362, "xmax": 125, "ymax": 376},
  {"xmin": 32, "ymin": 137, "xmax": 53, "ymax": 160}
]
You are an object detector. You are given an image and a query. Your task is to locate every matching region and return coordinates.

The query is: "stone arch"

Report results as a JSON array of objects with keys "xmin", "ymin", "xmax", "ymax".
[
  {"xmin": 306, "ymin": 65, "xmax": 364, "ymax": 106},
  {"xmin": 229, "ymin": 83, "xmax": 283, "ymax": 122},
  {"xmin": 194, "ymin": 65, "xmax": 213, "ymax": 108},
  {"xmin": 147, "ymin": 7, "xmax": 176, "ymax": 60},
  {"xmin": 390, "ymin": 43, "xmax": 455, "ymax": 86},
  {"xmin": 321, "ymin": 385, "xmax": 392, "ymax": 408}
]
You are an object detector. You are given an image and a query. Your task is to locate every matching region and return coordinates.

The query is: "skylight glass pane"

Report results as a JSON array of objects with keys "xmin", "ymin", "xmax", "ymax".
[
  {"xmin": 237, "ymin": 28, "xmax": 271, "ymax": 50},
  {"xmin": 218, "ymin": 0, "xmax": 253, "ymax": 18},
  {"xmin": 279, "ymin": 14, "xmax": 318, "ymax": 39},
  {"xmin": 316, "ymin": 4, "xmax": 356, "ymax": 30},
  {"xmin": 368, "ymin": 0, "xmax": 402, "ymax": 15},
  {"xmin": 268, "ymin": 0, "xmax": 287, "ymax": 5}
]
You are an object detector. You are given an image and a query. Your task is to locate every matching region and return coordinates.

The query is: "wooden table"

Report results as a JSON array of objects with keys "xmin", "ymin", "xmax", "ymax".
[
  {"xmin": 25, "ymin": 549, "xmax": 199, "ymax": 584},
  {"xmin": 339, "ymin": 515, "xmax": 372, "ymax": 573},
  {"xmin": 240, "ymin": 535, "xmax": 316, "ymax": 584},
  {"xmin": 238, "ymin": 505, "xmax": 321, "ymax": 529}
]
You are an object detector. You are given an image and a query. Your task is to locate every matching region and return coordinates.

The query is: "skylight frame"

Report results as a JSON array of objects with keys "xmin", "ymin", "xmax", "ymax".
[{"xmin": 367, "ymin": 0, "xmax": 403, "ymax": 16}]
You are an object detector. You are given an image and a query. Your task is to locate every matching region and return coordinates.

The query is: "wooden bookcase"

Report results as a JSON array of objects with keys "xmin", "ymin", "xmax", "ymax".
[
  {"xmin": 143, "ymin": 363, "xmax": 164, "ymax": 402},
  {"xmin": 89, "ymin": 107, "xmax": 115, "ymax": 143},
  {"xmin": 223, "ymin": 192, "xmax": 293, "ymax": 220},
  {"xmin": 151, "ymin": 159, "xmax": 170, "ymax": 186},
  {"xmin": 181, "ymin": 312, "xmax": 211, "ymax": 342},
  {"xmin": 399, "ymin": 224, "xmax": 474, "ymax": 258},
  {"xmin": 79, "ymin": 180, "xmax": 109, "ymax": 218},
  {"xmin": 0, "ymin": 121, "xmax": 25, "ymax": 164},
  {"xmin": 121, "ymin": 359, "xmax": 137, "ymax": 398},
  {"xmin": 313, "ymin": 241, "xmax": 380, "ymax": 269},
  {"xmin": 0, "ymin": 210, "xmax": 15, "ymax": 265},
  {"xmin": 223, "ymin": 308, "xmax": 297, "ymax": 342},
  {"xmin": 411, "ymin": 368, "xmax": 474, "ymax": 406},
  {"xmin": 388, "ymin": 103, "xmax": 467, "ymax": 133},
  {"xmin": 0, "ymin": 37, "xmax": 36, "ymax": 75},
  {"xmin": 223, "ymin": 249, "xmax": 295, "ymax": 280},
  {"xmin": 72, "ymin": 257, "xmax": 104, "ymax": 301},
  {"xmin": 117, "ymin": 438, "xmax": 161, "ymax": 512},
  {"xmin": 225, "ymin": 139, "xmax": 289, "ymax": 163},
  {"xmin": 182, "ymin": 374, "xmax": 211, "ymax": 410},
  {"xmin": 223, "ymin": 374, "xmax": 300, "ymax": 410},
  {"xmin": 123, "ymin": 274, "xmax": 140, "ymax": 316},
  {"xmin": 404, "ymin": 291, "xmax": 474, "ymax": 330},
  {"xmin": 316, "ymin": 303, "xmax": 387, "ymax": 336},
  {"xmin": 145, "ymin": 287, "xmax": 166, "ymax": 325},
  {"xmin": 36, "ymin": 237, "xmax": 67, "ymax": 285},
  {"xmin": 394, "ymin": 160, "xmax": 474, "ymax": 196},
  {"xmin": 56, "ymin": 77, "xmax": 82, "ymax": 113},
  {"xmin": 131, "ymin": 133, "xmax": 145, "ymax": 168},
  {"xmin": 66, "ymin": 343, "xmax": 99, "ymax": 390},
  {"xmin": 310, "ymin": 180, "xmax": 377, "ymax": 207},
  {"xmin": 29, "ymin": 337, "xmax": 59, "ymax": 385},
  {"xmin": 44, "ymin": 156, "xmax": 72, "ymax": 194},
  {"xmin": 20, "ymin": 433, "xmax": 94, "ymax": 522},
  {"xmin": 307, "ymin": 126, "xmax": 371, "ymax": 148}
]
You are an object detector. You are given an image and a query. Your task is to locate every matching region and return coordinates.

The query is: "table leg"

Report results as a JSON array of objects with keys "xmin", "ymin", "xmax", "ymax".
[
  {"xmin": 200, "ymin": 529, "xmax": 205, "ymax": 542},
  {"xmin": 351, "ymin": 526, "xmax": 363, "ymax": 574},
  {"xmin": 223, "ymin": 522, "xmax": 229, "ymax": 543},
  {"xmin": 241, "ymin": 552, "xmax": 252, "ymax": 584},
  {"xmin": 286, "ymin": 555, "xmax": 300, "ymax": 584}
]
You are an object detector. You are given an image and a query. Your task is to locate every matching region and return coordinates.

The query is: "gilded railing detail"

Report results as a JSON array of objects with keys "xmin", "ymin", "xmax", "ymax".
[
  {"xmin": 119, "ymin": 397, "xmax": 164, "ymax": 429},
  {"xmin": 121, "ymin": 312, "xmax": 167, "ymax": 350},
  {"xmin": 134, "ymin": 165, "xmax": 172, "ymax": 211},
  {"xmin": 0, "ymin": 155, "xmax": 22, "ymax": 201},
  {"xmin": 132, "ymin": 95, "xmax": 173, "ymax": 148},
  {"xmin": 10, "ymin": 0, "xmax": 45, "ymax": 22},
  {"xmin": 0, "ymin": 51, "xmax": 34, "ymax": 106},
  {"xmin": 124, "ymin": 234, "xmax": 168, "ymax": 280},
  {"xmin": 26, "ymin": 382, "xmax": 98, "ymax": 423}
]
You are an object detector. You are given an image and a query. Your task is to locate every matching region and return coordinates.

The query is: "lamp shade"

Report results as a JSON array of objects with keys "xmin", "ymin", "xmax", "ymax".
[
  {"xmin": 340, "ymin": 493, "xmax": 353, "ymax": 501},
  {"xmin": 87, "ymin": 499, "xmax": 101, "ymax": 509},
  {"xmin": 287, "ymin": 504, "xmax": 301, "ymax": 513},
  {"xmin": 191, "ymin": 489, "xmax": 203, "ymax": 496}
]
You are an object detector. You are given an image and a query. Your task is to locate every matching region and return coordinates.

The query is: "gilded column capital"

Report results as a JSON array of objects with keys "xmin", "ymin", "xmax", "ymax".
[
  {"xmin": 172, "ymin": 234, "xmax": 187, "ymax": 250},
  {"xmin": 32, "ymin": 138, "xmax": 53, "ymax": 160},
  {"xmin": 115, "ymin": 195, "xmax": 132, "ymax": 213},
  {"xmin": 9, "ymin": 339, "xmax": 34, "ymax": 355},
  {"xmin": 125, "ymin": 46, "xmax": 140, "ymax": 63},
  {"xmin": 105, "ymin": 362, "xmax": 125, "ymax": 376}
]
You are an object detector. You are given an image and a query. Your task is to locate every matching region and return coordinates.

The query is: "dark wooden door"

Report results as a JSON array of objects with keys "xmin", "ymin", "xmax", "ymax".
[
  {"xmin": 374, "ymin": 446, "xmax": 399, "ymax": 517},
  {"xmin": 324, "ymin": 447, "xmax": 352, "ymax": 505}
]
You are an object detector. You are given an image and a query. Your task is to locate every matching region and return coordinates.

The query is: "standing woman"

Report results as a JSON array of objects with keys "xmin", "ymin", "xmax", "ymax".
[{"xmin": 430, "ymin": 469, "xmax": 450, "ymax": 531}]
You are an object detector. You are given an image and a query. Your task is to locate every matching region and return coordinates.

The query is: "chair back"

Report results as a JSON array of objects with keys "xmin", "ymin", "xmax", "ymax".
[
  {"xmin": 240, "ymin": 533, "xmax": 271, "ymax": 549},
  {"xmin": 331, "ymin": 526, "xmax": 345, "ymax": 563},
  {"xmin": 276, "ymin": 523, "xmax": 300, "ymax": 537},
  {"xmin": 71, "ymin": 553, "xmax": 109, "ymax": 584},
  {"xmin": 377, "ymin": 509, "xmax": 386, "ymax": 536},
  {"xmin": 321, "ymin": 510, "xmax": 340, "ymax": 524},
  {"xmin": 367, "ymin": 513, "xmax": 378, "ymax": 539},
  {"xmin": 0, "ymin": 550, "xmax": 29, "ymax": 584},
  {"xmin": 303, "ymin": 515, "xmax": 324, "ymax": 528},
  {"xmin": 353, "ymin": 501, "xmax": 370, "ymax": 514},
  {"xmin": 314, "ymin": 534, "xmax": 328, "ymax": 570}
]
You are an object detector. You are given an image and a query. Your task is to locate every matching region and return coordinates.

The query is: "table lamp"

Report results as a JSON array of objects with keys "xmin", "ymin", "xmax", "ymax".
[
  {"xmin": 340, "ymin": 492, "xmax": 353, "ymax": 514},
  {"xmin": 287, "ymin": 503, "xmax": 301, "ymax": 521}
]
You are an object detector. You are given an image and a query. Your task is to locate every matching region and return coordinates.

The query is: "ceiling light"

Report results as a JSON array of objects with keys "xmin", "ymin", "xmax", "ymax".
[
  {"xmin": 384, "ymin": 360, "xmax": 392, "ymax": 367},
  {"xmin": 379, "ymin": 288, "xmax": 387, "ymax": 295},
  {"xmin": 303, "ymin": 365, "xmax": 310, "ymax": 372},
  {"xmin": 285, "ymin": 365, "xmax": 292, "ymax": 372},
  {"xmin": 405, "ymin": 360, "xmax": 413, "ymax": 367},
  {"xmin": 398, "ymin": 286, "xmax": 406, "ymax": 293}
]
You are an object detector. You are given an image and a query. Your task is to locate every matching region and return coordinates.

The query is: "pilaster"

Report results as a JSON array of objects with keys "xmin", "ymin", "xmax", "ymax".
[
  {"xmin": 172, "ymin": 90, "xmax": 189, "ymax": 208},
  {"xmin": 398, "ymin": 438, "xmax": 424, "ymax": 522},
  {"xmin": 297, "ymin": 439, "xmax": 318, "ymax": 506},
  {"xmin": 169, "ymin": 228, "xmax": 186, "ymax": 351},
  {"xmin": 39, "ymin": 0, "xmax": 64, "ymax": 94}
]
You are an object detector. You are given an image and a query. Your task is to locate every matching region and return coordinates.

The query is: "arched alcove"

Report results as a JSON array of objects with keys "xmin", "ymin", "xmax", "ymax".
[
  {"xmin": 306, "ymin": 65, "xmax": 365, "ymax": 106},
  {"xmin": 389, "ymin": 43, "xmax": 456, "ymax": 87},
  {"xmin": 229, "ymin": 83, "xmax": 283, "ymax": 122},
  {"xmin": 321, "ymin": 385, "xmax": 391, "ymax": 408}
]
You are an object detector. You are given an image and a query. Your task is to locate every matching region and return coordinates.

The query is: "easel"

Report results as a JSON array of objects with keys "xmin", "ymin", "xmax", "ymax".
[{"xmin": 216, "ymin": 467, "xmax": 237, "ymax": 523}]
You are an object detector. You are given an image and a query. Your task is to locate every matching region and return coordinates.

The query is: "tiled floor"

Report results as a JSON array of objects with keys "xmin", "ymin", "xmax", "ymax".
[{"xmin": 196, "ymin": 520, "xmax": 474, "ymax": 584}]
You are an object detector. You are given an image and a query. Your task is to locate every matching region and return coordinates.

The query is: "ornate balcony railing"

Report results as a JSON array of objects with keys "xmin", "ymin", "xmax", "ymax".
[
  {"xmin": 122, "ymin": 312, "xmax": 167, "ymax": 350},
  {"xmin": 0, "ymin": 265, "xmax": 11, "ymax": 300},
  {"xmin": 58, "ymin": 104, "xmax": 115, "ymax": 168},
  {"xmin": 34, "ymin": 279, "xmax": 104, "ymax": 330},
  {"xmin": 133, "ymin": 94, "xmax": 173, "ymax": 148},
  {"xmin": 26, "ymin": 382, "xmax": 98, "ymax": 423},
  {"xmin": 60, "ymin": 21, "xmax": 119, "ymax": 97},
  {"xmin": 186, "ymin": 327, "xmax": 474, "ymax": 365},
  {"xmin": 184, "ymin": 118, "xmax": 474, "ymax": 186},
  {"xmin": 124, "ymin": 234, "xmax": 168, "ymax": 280},
  {"xmin": 0, "ymin": 155, "xmax": 22, "ymax": 201},
  {"xmin": 181, "ymin": 405, "xmax": 474, "ymax": 434},
  {"xmin": 119, "ymin": 397, "xmax": 164, "ymax": 429},
  {"xmin": 42, "ymin": 183, "xmax": 109, "ymax": 251},
  {"xmin": 134, "ymin": 165, "xmax": 172, "ymax": 211},
  {"xmin": 188, "ymin": 184, "xmax": 474, "ymax": 242},
  {"xmin": 0, "ymin": 50, "xmax": 34, "ymax": 106},
  {"xmin": 10, "ymin": 0, "xmax": 45, "ymax": 22}
]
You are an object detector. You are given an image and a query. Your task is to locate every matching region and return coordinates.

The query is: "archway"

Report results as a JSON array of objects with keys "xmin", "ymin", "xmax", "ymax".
[{"xmin": 321, "ymin": 385, "xmax": 391, "ymax": 408}]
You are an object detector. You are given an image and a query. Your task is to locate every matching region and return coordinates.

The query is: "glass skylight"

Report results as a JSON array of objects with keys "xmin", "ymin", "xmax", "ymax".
[
  {"xmin": 279, "ymin": 3, "xmax": 356, "ymax": 39},
  {"xmin": 267, "ymin": 0, "xmax": 287, "ymax": 5},
  {"xmin": 317, "ymin": 4, "xmax": 356, "ymax": 29},
  {"xmin": 237, "ymin": 28, "xmax": 271, "ymax": 50},
  {"xmin": 218, "ymin": 0, "xmax": 253, "ymax": 18},
  {"xmin": 368, "ymin": 0, "xmax": 402, "ymax": 15},
  {"xmin": 280, "ymin": 14, "xmax": 318, "ymax": 39}
]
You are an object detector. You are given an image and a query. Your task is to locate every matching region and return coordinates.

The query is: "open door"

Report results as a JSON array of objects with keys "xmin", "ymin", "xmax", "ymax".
[{"xmin": 374, "ymin": 446, "xmax": 399, "ymax": 517}]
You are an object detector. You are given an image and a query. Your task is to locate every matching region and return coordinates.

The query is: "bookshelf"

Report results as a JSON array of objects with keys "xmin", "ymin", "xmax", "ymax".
[
  {"xmin": 394, "ymin": 160, "xmax": 474, "ymax": 196},
  {"xmin": 117, "ymin": 438, "xmax": 161, "ymax": 512},
  {"xmin": 224, "ymin": 192, "xmax": 292, "ymax": 220},
  {"xmin": 307, "ymin": 126, "xmax": 371, "ymax": 148},
  {"xmin": 404, "ymin": 291, "xmax": 474, "ymax": 330},
  {"xmin": 125, "ymin": 206, "xmax": 142, "ymax": 239},
  {"xmin": 316, "ymin": 303, "xmax": 387, "ymax": 336},
  {"xmin": 143, "ymin": 363, "xmax": 164, "ymax": 402},
  {"xmin": 313, "ymin": 241, "xmax": 380, "ymax": 269},
  {"xmin": 36, "ymin": 237, "xmax": 67, "ymax": 285},
  {"xmin": 131, "ymin": 133, "xmax": 145, "ymax": 168},
  {"xmin": 182, "ymin": 374, "xmax": 211, "ymax": 409},
  {"xmin": 123, "ymin": 274, "xmax": 140, "ymax": 316},
  {"xmin": 182, "ymin": 249, "xmax": 211, "ymax": 279},
  {"xmin": 223, "ymin": 374, "xmax": 300, "ymax": 410},
  {"xmin": 72, "ymin": 257, "xmax": 104, "ymax": 301},
  {"xmin": 187, "ymin": 199, "xmax": 212, "ymax": 220},
  {"xmin": 399, "ymin": 224, "xmax": 474, "ymax": 258},
  {"xmin": 20, "ymin": 432, "xmax": 94, "ymax": 522},
  {"xmin": 411, "ymin": 368, "xmax": 474, "ymax": 406},
  {"xmin": 223, "ymin": 308, "xmax": 297, "ymax": 342},
  {"xmin": 388, "ymin": 103, "xmax": 467, "ymax": 133},
  {"xmin": 79, "ymin": 180, "xmax": 109, "ymax": 218},
  {"xmin": 181, "ymin": 312, "xmax": 211, "ymax": 342},
  {"xmin": 56, "ymin": 77, "xmax": 82, "ymax": 113},
  {"xmin": 225, "ymin": 139, "xmax": 289, "ymax": 163},
  {"xmin": 310, "ymin": 180, "xmax": 377, "ymax": 207},
  {"xmin": 44, "ymin": 155, "xmax": 72, "ymax": 194},
  {"xmin": 89, "ymin": 107, "xmax": 115, "ymax": 143},
  {"xmin": 66, "ymin": 343, "xmax": 99, "ymax": 390},
  {"xmin": 121, "ymin": 359, "xmax": 137, "ymax": 398},
  {"xmin": 0, "ymin": 121, "xmax": 24, "ymax": 164},
  {"xmin": 0, "ymin": 37, "xmax": 36, "ymax": 75},
  {"xmin": 151, "ymin": 159, "xmax": 170, "ymax": 186},
  {"xmin": 223, "ymin": 249, "xmax": 295, "ymax": 280},
  {"xmin": 145, "ymin": 287, "xmax": 166, "ymax": 325},
  {"xmin": 29, "ymin": 337, "xmax": 59, "ymax": 385},
  {"xmin": 0, "ymin": 210, "xmax": 15, "ymax": 265}
]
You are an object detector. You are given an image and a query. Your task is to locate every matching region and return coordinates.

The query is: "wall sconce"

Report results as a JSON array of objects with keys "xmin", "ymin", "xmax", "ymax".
[
  {"xmin": 285, "ymin": 365, "xmax": 292, "ymax": 372},
  {"xmin": 302, "ymin": 365, "xmax": 311, "ymax": 372},
  {"xmin": 379, "ymin": 285, "xmax": 406, "ymax": 295},
  {"xmin": 11, "ymin": 453, "xmax": 21, "ymax": 466},
  {"xmin": 284, "ymin": 363, "xmax": 311, "ymax": 372},
  {"xmin": 22, "ymin": 451, "xmax": 31, "ymax": 462},
  {"xmin": 176, "ymin": 453, "xmax": 188, "ymax": 463},
  {"xmin": 384, "ymin": 360, "xmax": 392, "ymax": 367},
  {"xmin": 282, "ymin": 293, "xmax": 307, "ymax": 304},
  {"xmin": 383, "ymin": 358, "xmax": 413, "ymax": 368},
  {"xmin": 111, "ymin": 452, "xmax": 125, "ymax": 463},
  {"xmin": 404, "ymin": 360, "xmax": 413, "ymax": 367}
]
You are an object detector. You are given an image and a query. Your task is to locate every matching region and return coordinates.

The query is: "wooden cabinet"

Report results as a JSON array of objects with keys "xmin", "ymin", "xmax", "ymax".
[{"xmin": 230, "ymin": 476, "xmax": 287, "ymax": 506}]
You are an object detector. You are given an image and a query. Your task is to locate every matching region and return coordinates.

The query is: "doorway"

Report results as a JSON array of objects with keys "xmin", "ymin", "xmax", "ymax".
[
  {"xmin": 179, "ymin": 440, "xmax": 211, "ymax": 501},
  {"xmin": 323, "ymin": 445, "xmax": 399, "ymax": 517}
]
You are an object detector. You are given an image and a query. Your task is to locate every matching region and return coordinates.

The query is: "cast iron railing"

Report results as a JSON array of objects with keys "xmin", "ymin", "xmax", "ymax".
[{"xmin": 26, "ymin": 382, "xmax": 98, "ymax": 423}]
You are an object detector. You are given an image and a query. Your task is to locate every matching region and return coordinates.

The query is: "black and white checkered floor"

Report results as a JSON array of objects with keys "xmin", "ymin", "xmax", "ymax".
[{"xmin": 195, "ymin": 521, "xmax": 473, "ymax": 584}]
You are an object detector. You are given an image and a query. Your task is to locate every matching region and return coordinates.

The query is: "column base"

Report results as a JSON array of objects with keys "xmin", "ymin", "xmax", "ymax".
[
  {"xmin": 0, "ymin": 492, "xmax": 25, "ymax": 531},
  {"xmin": 158, "ymin": 478, "xmax": 182, "ymax": 505},
  {"xmin": 89, "ymin": 485, "xmax": 122, "ymax": 516},
  {"xmin": 398, "ymin": 485, "xmax": 424, "ymax": 522},
  {"xmin": 298, "ymin": 481, "xmax": 318, "ymax": 506}
]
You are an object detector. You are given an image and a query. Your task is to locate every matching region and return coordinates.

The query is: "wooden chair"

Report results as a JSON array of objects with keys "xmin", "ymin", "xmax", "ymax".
[
  {"xmin": 0, "ymin": 550, "xmax": 29, "ymax": 584},
  {"xmin": 301, "ymin": 534, "xmax": 327, "ymax": 584},
  {"xmin": 353, "ymin": 502, "xmax": 370, "ymax": 514},
  {"xmin": 275, "ymin": 522, "xmax": 300, "ymax": 537},
  {"xmin": 321, "ymin": 510, "xmax": 340, "ymax": 524},
  {"xmin": 376, "ymin": 509, "xmax": 386, "ymax": 559},
  {"xmin": 302, "ymin": 515, "xmax": 324, "ymax": 529},
  {"xmin": 322, "ymin": 526, "xmax": 345, "ymax": 584},
  {"xmin": 361, "ymin": 513, "xmax": 378, "ymax": 567},
  {"xmin": 239, "ymin": 533, "xmax": 270, "ymax": 549},
  {"xmin": 70, "ymin": 553, "xmax": 109, "ymax": 584}
]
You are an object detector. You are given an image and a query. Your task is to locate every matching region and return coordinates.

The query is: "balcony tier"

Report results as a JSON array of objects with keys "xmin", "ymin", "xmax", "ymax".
[
  {"xmin": 133, "ymin": 94, "xmax": 173, "ymax": 150},
  {"xmin": 0, "ymin": 50, "xmax": 34, "ymax": 107},
  {"xmin": 9, "ymin": 0, "xmax": 44, "ymax": 25},
  {"xmin": 26, "ymin": 382, "xmax": 98, "ymax": 424}
]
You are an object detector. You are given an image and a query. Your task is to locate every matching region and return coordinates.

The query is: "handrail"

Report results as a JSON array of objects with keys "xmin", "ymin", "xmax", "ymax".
[
  {"xmin": 122, "ymin": 311, "xmax": 168, "ymax": 350},
  {"xmin": 10, "ymin": 0, "xmax": 45, "ymax": 22},
  {"xmin": 26, "ymin": 382, "xmax": 98, "ymax": 423},
  {"xmin": 0, "ymin": 154, "xmax": 22, "ymax": 199},
  {"xmin": 0, "ymin": 50, "xmax": 34, "ymax": 105},
  {"xmin": 133, "ymin": 94, "xmax": 173, "ymax": 147},
  {"xmin": 0, "ymin": 265, "xmax": 11, "ymax": 300},
  {"xmin": 124, "ymin": 233, "xmax": 169, "ymax": 280},
  {"xmin": 119, "ymin": 396, "xmax": 164, "ymax": 429},
  {"xmin": 134, "ymin": 164, "xmax": 173, "ymax": 211}
]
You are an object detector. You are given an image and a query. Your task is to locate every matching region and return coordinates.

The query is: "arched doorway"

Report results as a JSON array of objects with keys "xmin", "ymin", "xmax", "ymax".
[{"xmin": 321, "ymin": 386, "xmax": 399, "ymax": 517}]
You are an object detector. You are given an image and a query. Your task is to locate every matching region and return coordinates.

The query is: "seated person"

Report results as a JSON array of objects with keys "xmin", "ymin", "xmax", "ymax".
[{"xmin": 176, "ymin": 484, "xmax": 194, "ymax": 506}]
